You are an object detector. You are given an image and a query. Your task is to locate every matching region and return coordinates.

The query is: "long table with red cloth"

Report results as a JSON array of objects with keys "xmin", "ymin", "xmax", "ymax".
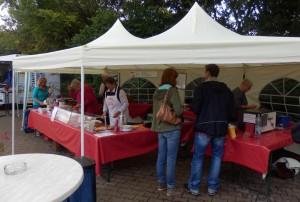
[
  {"xmin": 220, "ymin": 128, "xmax": 293, "ymax": 174},
  {"xmin": 183, "ymin": 110, "xmax": 293, "ymax": 174},
  {"xmin": 128, "ymin": 103, "xmax": 153, "ymax": 119},
  {"xmin": 28, "ymin": 110, "xmax": 194, "ymax": 176}
]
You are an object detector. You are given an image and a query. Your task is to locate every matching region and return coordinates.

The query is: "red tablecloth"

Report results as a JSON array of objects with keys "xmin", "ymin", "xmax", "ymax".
[
  {"xmin": 28, "ymin": 110, "xmax": 100, "ymax": 173},
  {"xmin": 183, "ymin": 110, "xmax": 293, "ymax": 173},
  {"xmin": 220, "ymin": 128, "xmax": 293, "ymax": 174},
  {"xmin": 128, "ymin": 103, "xmax": 153, "ymax": 119},
  {"xmin": 98, "ymin": 121, "xmax": 194, "ymax": 164},
  {"xmin": 183, "ymin": 110, "xmax": 197, "ymax": 120},
  {"xmin": 28, "ymin": 110, "xmax": 194, "ymax": 175},
  {"xmin": 28, "ymin": 110, "xmax": 293, "ymax": 175}
]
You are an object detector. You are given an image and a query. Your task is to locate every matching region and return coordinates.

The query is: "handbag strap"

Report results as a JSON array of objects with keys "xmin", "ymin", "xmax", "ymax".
[{"xmin": 163, "ymin": 87, "xmax": 173, "ymax": 104}]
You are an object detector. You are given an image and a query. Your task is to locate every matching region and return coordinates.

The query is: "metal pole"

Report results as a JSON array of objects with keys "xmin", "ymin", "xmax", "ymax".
[
  {"xmin": 12, "ymin": 69, "xmax": 15, "ymax": 155},
  {"xmin": 80, "ymin": 65, "xmax": 85, "ymax": 156}
]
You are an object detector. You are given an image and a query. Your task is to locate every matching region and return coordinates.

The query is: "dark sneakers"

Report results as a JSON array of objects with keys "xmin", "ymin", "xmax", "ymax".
[
  {"xmin": 157, "ymin": 182, "xmax": 167, "ymax": 191},
  {"xmin": 183, "ymin": 183, "xmax": 199, "ymax": 196}
]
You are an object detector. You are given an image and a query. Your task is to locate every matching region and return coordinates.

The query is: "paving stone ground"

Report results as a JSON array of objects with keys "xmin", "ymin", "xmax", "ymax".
[{"xmin": 1, "ymin": 109, "xmax": 300, "ymax": 202}]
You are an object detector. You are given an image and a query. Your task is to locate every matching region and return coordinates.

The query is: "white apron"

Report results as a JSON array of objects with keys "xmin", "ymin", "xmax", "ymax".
[{"xmin": 105, "ymin": 88, "xmax": 128, "ymax": 126}]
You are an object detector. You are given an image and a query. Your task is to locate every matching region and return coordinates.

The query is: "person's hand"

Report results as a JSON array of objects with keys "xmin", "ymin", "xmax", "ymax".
[
  {"xmin": 71, "ymin": 104, "xmax": 80, "ymax": 110},
  {"xmin": 248, "ymin": 104, "xmax": 257, "ymax": 109},
  {"xmin": 48, "ymin": 88, "xmax": 54, "ymax": 95},
  {"xmin": 101, "ymin": 111, "xmax": 107, "ymax": 118},
  {"xmin": 113, "ymin": 111, "xmax": 120, "ymax": 118},
  {"xmin": 39, "ymin": 101, "xmax": 45, "ymax": 106},
  {"xmin": 175, "ymin": 117, "xmax": 182, "ymax": 125}
]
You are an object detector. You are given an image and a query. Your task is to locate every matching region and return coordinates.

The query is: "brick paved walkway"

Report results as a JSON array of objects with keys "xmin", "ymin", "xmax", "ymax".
[{"xmin": 1, "ymin": 110, "xmax": 300, "ymax": 201}]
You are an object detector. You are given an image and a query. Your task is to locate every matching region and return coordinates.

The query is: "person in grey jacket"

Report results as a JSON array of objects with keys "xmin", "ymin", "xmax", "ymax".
[{"xmin": 151, "ymin": 67, "xmax": 183, "ymax": 197}]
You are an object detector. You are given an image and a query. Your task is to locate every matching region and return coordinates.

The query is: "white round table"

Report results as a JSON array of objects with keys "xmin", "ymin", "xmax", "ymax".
[{"xmin": 0, "ymin": 153, "xmax": 84, "ymax": 202}]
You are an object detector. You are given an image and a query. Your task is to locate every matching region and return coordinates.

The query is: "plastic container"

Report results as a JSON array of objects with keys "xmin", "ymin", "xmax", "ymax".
[
  {"xmin": 147, "ymin": 113, "xmax": 153, "ymax": 121},
  {"xmin": 120, "ymin": 125, "xmax": 133, "ymax": 132},
  {"xmin": 276, "ymin": 115, "xmax": 290, "ymax": 128}
]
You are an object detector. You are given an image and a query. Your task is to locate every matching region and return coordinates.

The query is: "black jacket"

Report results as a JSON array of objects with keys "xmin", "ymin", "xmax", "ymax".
[{"xmin": 191, "ymin": 80, "xmax": 235, "ymax": 137}]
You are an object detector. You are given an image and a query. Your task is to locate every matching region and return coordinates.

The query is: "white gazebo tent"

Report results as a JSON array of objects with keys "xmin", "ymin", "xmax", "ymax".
[
  {"xmin": 11, "ymin": 20, "xmax": 144, "ymax": 155},
  {"xmin": 12, "ymin": 3, "xmax": 300, "ymax": 155},
  {"xmin": 13, "ymin": 3, "xmax": 300, "ymax": 102},
  {"xmin": 13, "ymin": 3, "xmax": 300, "ymax": 71},
  {"xmin": 140, "ymin": 3, "xmax": 300, "ymax": 104}
]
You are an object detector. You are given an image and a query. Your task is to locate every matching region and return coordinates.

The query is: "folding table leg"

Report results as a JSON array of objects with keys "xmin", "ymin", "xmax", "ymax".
[
  {"xmin": 255, "ymin": 151, "xmax": 273, "ymax": 201},
  {"xmin": 265, "ymin": 152, "xmax": 273, "ymax": 196},
  {"xmin": 101, "ymin": 162, "xmax": 112, "ymax": 182}
]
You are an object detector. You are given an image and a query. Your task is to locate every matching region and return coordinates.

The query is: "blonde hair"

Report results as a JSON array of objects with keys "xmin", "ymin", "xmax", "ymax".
[
  {"xmin": 70, "ymin": 79, "xmax": 81, "ymax": 89},
  {"xmin": 37, "ymin": 77, "xmax": 47, "ymax": 87}
]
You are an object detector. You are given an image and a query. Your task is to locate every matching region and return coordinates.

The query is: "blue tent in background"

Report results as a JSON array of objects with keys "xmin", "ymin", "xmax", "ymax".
[{"xmin": 5, "ymin": 69, "xmax": 12, "ymax": 85}]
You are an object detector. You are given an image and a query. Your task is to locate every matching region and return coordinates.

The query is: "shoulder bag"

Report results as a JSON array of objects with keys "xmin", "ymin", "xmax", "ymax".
[{"xmin": 156, "ymin": 87, "xmax": 181, "ymax": 125}]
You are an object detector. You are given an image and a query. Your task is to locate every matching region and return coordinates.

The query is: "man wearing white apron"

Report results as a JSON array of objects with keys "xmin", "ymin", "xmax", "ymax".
[{"xmin": 102, "ymin": 77, "xmax": 129, "ymax": 126}]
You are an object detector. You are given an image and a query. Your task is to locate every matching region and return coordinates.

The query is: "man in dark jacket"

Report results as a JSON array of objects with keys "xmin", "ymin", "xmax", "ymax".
[
  {"xmin": 292, "ymin": 122, "xmax": 300, "ymax": 143},
  {"xmin": 184, "ymin": 64, "xmax": 235, "ymax": 196}
]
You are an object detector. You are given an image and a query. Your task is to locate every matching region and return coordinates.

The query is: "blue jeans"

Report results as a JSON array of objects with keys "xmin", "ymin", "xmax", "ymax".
[
  {"xmin": 157, "ymin": 130, "xmax": 181, "ymax": 189},
  {"xmin": 188, "ymin": 133, "xmax": 225, "ymax": 193}
]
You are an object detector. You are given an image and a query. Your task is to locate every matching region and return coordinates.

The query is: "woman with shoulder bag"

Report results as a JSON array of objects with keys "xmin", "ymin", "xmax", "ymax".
[{"xmin": 151, "ymin": 68, "xmax": 184, "ymax": 196}]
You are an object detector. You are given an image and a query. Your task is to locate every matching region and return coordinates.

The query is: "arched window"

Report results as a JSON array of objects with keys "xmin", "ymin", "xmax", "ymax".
[
  {"xmin": 259, "ymin": 78, "xmax": 300, "ymax": 121},
  {"xmin": 184, "ymin": 77, "xmax": 204, "ymax": 103},
  {"xmin": 122, "ymin": 78, "xmax": 156, "ymax": 103}
]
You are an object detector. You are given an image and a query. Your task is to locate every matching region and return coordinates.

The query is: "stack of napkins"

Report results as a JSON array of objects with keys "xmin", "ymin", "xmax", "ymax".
[{"xmin": 94, "ymin": 132, "xmax": 115, "ymax": 137}]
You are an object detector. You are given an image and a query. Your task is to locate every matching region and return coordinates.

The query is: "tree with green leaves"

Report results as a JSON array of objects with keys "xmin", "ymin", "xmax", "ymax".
[
  {"xmin": 256, "ymin": 0, "xmax": 300, "ymax": 36},
  {"xmin": 0, "ymin": 0, "xmax": 299, "ymax": 55},
  {"xmin": 1, "ymin": 0, "xmax": 100, "ymax": 54},
  {"xmin": 68, "ymin": 9, "xmax": 119, "ymax": 47},
  {"xmin": 0, "ymin": 30, "xmax": 17, "ymax": 55}
]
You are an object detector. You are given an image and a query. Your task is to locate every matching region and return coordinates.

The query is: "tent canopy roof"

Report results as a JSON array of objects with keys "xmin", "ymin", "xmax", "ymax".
[
  {"xmin": 0, "ymin": 54, "xmax": 22, "ymax": 65},
  {"xmin": 13, "ymin": 2, "xmax": 300, "ymax": 73}
]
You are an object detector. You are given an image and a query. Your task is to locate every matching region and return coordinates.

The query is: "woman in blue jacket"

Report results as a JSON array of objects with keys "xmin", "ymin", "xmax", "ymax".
[{"xmin": 32, "ymin": 77, "xmax": 52, "ymax": 109}]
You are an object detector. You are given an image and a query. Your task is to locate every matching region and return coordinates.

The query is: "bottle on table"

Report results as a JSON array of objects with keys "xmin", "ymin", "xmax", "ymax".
[
  {"xmin": 114, "ymin": 119, "xmax": 119, "ymax": 132},
  {"xmin": 228, "ymin": 124, "xmax": 236, "ymax": 139},
  {"xmin": 255, "ymin": 114, "xmax": 262, "ymax": 136},
  {"xmin": 119, "ymin": 113, "xmax": 124, "ymax": 127}
]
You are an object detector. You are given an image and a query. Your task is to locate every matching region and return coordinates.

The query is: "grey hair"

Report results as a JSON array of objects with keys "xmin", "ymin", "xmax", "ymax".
[
  {"xmin": 70, "ymin": 79, "xmax": 81, "ymax": 89},
  {"xmin": 241, "ymin": 79, "xmax": 253, "ymax": 87}
]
